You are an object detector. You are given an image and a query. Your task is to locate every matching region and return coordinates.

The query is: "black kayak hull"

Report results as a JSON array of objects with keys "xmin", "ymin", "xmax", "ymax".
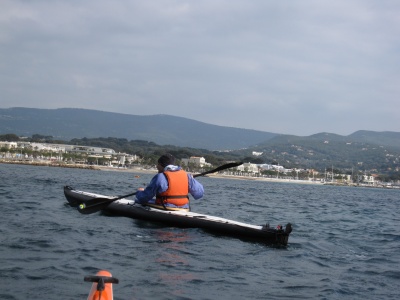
[{"xmin": 64, "ymin": 186, "xmax": 292, "ymax": 246}]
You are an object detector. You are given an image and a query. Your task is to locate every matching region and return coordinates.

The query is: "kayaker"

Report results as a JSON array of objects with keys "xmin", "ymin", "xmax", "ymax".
[{"xmin": 135, "ymin": 153, "xmax": 204, "ymax": 211}]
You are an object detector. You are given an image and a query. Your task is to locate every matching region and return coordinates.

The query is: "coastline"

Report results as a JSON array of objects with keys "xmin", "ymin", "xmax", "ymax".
[
  {"xmin": 207, "ymin": 174, "xmax": 323, "ymax": 185},
  {"xmin": 1, "ymin": 160, "xmax": 398, "ymax": 189},
  {"xmin": 95, "ymin": 165, "xmax": 323, "ymax": 185},
  {"xmin": 0, "ymin": 159, "xmax": 319, "ymax": 184},
  {"xmin": 0, "ymin": 159, "xmax": 99, "ymax": 170}
]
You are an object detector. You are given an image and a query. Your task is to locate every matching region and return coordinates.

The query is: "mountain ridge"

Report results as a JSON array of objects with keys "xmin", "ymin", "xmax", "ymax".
[
  {"xmin": 0, "ymin": 107, "xmax": 278, "ymax": 150},
  {"xmin": 1, "ymin": 107, "xmax": 399, "ymax": 175},
  {"xmin": 1, "ymin": 107, "xmax": 399, "ymax": 152}
]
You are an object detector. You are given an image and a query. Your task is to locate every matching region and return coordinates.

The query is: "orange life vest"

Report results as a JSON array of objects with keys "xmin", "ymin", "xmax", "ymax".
[{"xmin": 156, "ymin": 169, "xmax": 189, "ymax": 207}]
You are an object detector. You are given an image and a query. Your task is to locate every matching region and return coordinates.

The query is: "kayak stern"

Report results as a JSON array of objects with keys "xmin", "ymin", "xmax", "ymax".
[{"xmin": 85, "ymin": 270, "xmax": 118, "ymax": 300}]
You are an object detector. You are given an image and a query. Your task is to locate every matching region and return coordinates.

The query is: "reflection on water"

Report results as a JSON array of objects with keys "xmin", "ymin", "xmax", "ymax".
[{"xmin": 154, "ymin": 229, "xmax": 196, "ymax": 297}]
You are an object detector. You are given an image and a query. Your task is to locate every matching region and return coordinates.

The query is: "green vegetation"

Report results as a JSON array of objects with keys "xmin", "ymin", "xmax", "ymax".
[
  {"xmin": 0, "ymin": 134, "xmax": 243, "ymax": 170},
  {"xmin": 67, "ymin": 137, "xmax": 243, "ymax": 166},
  {"xmin": 232, "ymin": 133, "xmax": 400, "ymax": 181},
  {"xmin": 1, "ymin": 132, "xmax": 400, "ymax": 182}
]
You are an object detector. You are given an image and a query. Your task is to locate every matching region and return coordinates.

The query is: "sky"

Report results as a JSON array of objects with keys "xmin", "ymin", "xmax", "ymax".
[{"xmin": 1, "ymin": 0, "xmax": 399, "ymax": 136}]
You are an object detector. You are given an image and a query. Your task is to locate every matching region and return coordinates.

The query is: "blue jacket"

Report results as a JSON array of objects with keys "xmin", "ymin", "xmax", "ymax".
[{"xmin": 135, "ymin": 165, "xmax": 204, "ymax": 209}]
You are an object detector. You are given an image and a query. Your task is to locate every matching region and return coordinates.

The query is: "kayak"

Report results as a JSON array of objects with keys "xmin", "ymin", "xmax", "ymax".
[
  {"xmin": 64, "ymin": 186, "xmax": 292, "ymax": 246},
  {"xmin": 84, "ymin": 270, "xmax": 118, "ymax": 300}
]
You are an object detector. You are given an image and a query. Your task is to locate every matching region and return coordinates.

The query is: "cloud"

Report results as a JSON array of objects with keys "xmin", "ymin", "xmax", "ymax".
[{"xmin": 1, "ymin": 0, "xmax": 399, "ymax": 136}]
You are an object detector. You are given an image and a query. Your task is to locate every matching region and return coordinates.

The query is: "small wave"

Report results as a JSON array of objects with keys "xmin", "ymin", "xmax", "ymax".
[{"xmin": 382, "ymin": 270, "xmax": 400, "ymax": 279}]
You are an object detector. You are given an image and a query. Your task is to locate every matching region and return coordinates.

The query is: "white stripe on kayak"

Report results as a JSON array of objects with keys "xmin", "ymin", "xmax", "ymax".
[
  {"xmin": 115, "ymin": 199, "xmax": 263, "ymax": 230},
  {"xmin": 74, "ymin": 190, "xmax": 264, "ymax": 230}
]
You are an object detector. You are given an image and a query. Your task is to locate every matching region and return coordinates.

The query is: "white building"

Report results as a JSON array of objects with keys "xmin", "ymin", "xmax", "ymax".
[
  {"xmin": 2, "ymin": 141, "xmax": 118, "ymax": 159},
  {"xmin": 66, "ymin": 145, "xmax": 115, "ymax": 155},
  {"xmin": 252, "ymin": 151, "xmax": 263, "ymax": 156},
  {"xmin": 0, "ymin": 141, "xmax": 17, "ymax": 149},
  {"xmin": 116, "ymin": 154, "xmax": 139, "ymax": 165},
  {"xmin": 237, "ymin": 162, "xmax": 259, "ymax": 174},
  {"xmin": 30, "ymin": 143, "xmax": 67, "ymax": 152},
  {"xmin": 258, "ymin": 164, "xmax": 273, "ymax": 170},
  {"xmin": 358, "ymin": 174, "xmax": 375, "ymax": 185},
  {"xmin": 181, "ymin": 156, "xmax": 209, "ymax": 167}
]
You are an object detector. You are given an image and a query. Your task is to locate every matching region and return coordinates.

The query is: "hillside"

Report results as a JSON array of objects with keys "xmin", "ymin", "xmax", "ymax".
[
  {"xmin": 0, "ymin": 107, "xmax": 277, "ymax": 150},
  {"xmin": 238, "ymin": 131, "xmax": 400, "ymax": 174},
  {"xmin": 1, "ymin": 107, "xmax": 399, "ymax": 175}
]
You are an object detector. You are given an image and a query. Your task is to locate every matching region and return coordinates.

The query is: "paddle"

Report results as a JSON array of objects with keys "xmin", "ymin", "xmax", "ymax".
[
  {"xmin": 77, "ymin": 191, "xmax": 137, "ymax": 214},
  {"xmin": 77, "ymin": 161, "xmax": 243, "ymax": 214}
]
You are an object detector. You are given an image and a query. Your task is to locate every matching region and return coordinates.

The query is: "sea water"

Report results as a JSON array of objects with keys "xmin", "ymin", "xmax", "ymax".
[{"xmin": 0, "ymin": 163, "xmax": 399, "ymax": 300}]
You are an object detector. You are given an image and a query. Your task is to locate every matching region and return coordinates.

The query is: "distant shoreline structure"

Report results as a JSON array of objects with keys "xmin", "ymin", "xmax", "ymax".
[
  {"xmin": 1, "ymin": 159, "xmax": 398, "ymax": 189},
  {"xmin": 0, "ymin": 159, "xmax": 98, "ymax": 170}
]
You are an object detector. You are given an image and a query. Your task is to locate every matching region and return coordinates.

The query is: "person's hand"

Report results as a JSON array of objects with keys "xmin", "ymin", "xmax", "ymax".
[{"xmin": 137, "ymin": 187, "xmax": 144, "ymax": 191}]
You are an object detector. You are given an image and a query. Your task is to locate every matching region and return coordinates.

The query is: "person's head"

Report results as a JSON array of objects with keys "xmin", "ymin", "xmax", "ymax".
[{"xmin": 157, "ymin": 153, "xmax": 175, "ymax": 172}]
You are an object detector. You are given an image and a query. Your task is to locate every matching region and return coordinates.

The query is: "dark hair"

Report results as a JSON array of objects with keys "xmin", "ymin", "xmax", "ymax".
[{"xmin": 158, "ymin": 153, "xmax": 175, "ymax": 167}]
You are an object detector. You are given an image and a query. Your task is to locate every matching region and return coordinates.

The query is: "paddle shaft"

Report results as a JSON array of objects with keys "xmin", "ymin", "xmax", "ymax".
[{"xmin": 77, "ymin": 161, "xmax": 243, "ymax": 214}]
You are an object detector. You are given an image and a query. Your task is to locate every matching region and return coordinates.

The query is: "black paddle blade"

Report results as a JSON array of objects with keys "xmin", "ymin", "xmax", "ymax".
[
  {"xmin": 211, "ymin": 161, "xmax": 243, "ymax": 172},
  {"xmin": 77, "ymin": 197, "xmax": 116, "ymax": 214}
]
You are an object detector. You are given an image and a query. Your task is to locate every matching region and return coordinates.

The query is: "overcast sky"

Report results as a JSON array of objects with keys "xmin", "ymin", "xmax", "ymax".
[{"xmin": 1, "ymin": 0, "xmax": 399, "ymax": 136}]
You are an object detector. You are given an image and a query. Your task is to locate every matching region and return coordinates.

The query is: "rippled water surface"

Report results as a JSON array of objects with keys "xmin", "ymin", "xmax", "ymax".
[{"xmin": 1, "ymin": 164, "xmax": 399, "ymax": 299}]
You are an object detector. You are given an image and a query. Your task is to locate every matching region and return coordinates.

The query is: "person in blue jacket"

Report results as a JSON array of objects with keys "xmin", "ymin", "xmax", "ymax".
[{"xmin": 135, "ymin": 153, "xmax": 204, "ymax": 211}]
